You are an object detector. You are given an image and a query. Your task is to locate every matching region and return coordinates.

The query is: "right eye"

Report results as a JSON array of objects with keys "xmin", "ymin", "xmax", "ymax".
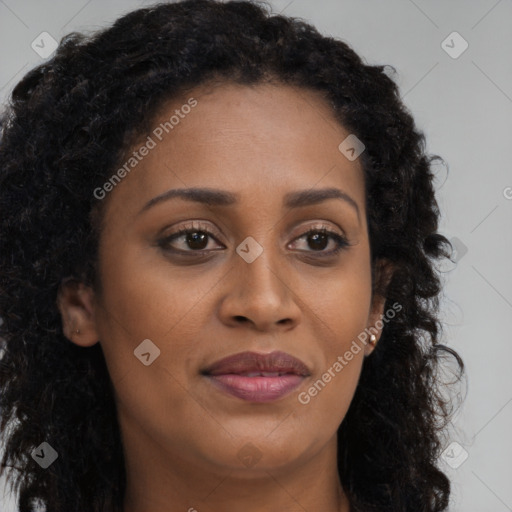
[{"xmin": 157, "ymin": 222, "xmax": 225, "ymax": 254}]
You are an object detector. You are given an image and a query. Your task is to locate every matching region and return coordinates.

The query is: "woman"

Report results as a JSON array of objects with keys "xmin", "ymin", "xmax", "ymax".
[{"xmin": 0, "ymin": 1, "xmax": 464, "ymax": 511}]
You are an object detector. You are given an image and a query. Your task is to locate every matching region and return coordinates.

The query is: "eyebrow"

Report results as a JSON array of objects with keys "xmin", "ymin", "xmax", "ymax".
[{"xmin": 138, "ymin": 186, "xmax": 360, "ymax": 221}]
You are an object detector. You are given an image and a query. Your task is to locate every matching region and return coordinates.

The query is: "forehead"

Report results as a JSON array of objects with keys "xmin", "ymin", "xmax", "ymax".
[{"xmin": 101, "ymin": 81, "xmax": 366, "ymax": 219}]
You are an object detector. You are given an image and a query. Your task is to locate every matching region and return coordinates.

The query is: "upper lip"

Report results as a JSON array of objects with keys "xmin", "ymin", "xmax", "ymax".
[{"xmin": 202, "ymin": 351, "xmax": 311, "ymax": 377}]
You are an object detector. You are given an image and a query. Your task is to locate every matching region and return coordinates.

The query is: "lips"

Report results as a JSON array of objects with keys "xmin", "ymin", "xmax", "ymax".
[{"xmin": 202, "ymin": 351, "xmax": 310, "ymax": 403}]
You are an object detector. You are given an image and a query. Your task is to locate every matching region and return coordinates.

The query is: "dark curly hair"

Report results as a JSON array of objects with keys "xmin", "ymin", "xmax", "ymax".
[{"xmin": 0, "ymin": 1, "xmax": 464, "ymax": 511}]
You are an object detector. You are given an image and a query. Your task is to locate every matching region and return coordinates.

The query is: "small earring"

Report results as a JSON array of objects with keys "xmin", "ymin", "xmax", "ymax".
[
  {"xmin": 76, "ymin": 328, "xmax": 81, "ymax": 334},
  {"xmin": 369, "ymin": 334, "xmax": 377, "ymax": 346}
]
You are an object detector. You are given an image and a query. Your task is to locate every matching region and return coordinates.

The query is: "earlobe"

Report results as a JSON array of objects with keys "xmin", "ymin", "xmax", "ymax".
[
  {"xmin": 364, "ymin": 259, "xmax": 395, "ymax": 356},
  {"xmin": 56, "ymin": 278, "xmax": 100, "ymax": 347},
  {"xmin": 364, "ymin": 297, "xmax": 386, "ymax": 356}
]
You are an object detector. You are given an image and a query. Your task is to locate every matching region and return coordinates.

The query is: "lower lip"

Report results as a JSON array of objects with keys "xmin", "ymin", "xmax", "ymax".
[{"xmin": 206, "ymin": 374, "xmax": 305, "ymax": 402}]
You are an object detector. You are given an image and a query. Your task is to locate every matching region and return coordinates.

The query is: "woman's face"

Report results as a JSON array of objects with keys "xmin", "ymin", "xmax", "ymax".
[{"xmin": 61, "ymin": 82, "xmax": 386, "ymax": 480}]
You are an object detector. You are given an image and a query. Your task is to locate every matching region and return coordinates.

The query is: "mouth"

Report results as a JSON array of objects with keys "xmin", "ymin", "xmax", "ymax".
[{"xmin": 201, "ymin": 351, "xmax": 311, "ymax": 403}]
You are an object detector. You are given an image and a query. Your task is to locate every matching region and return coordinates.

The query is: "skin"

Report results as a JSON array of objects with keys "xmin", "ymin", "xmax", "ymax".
[{"xmin": 58, "ymin": 81, "xmax": 391, "ymax": 512}]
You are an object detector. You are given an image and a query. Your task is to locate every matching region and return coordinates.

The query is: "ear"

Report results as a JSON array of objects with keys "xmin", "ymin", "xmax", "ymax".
[
  {"xmin": 56, "ymin": 277, "xmax": 100, "ymax": 347},
  {"xmin": 364, "ymin": 259, "xmax": 395, "ymax": 356}
]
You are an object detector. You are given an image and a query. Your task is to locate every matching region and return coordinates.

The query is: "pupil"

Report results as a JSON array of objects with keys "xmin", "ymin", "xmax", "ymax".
[
  {"xmin": 187, "ymin": 231, "xmax": 208, "ymax": 250},
  {"xmin": 309, "ymin": 232, "xmax": 327, "ymax": 251}
]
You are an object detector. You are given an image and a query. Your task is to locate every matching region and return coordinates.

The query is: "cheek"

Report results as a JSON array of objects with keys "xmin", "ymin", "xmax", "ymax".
[
  {"xmin": 94, "ymin": 234, "xmax": 215, "ymax": 385},
  {"xmin": 298, "ymin": 351, "xmax": 363, "ymax": 425},
  {"xmin": 306, "ymin": 250, "xmax": 373, "ymax": 341},
  {"xmin": 296, "ymin": 252, "xmax": 372, "ymax": 415},
  {"xmin": 94, "ymin": 241, "xmax": 215, "ymax": 446},
  {"xmin": 97, "ymin": 224, "xmax": 216, "ymax": 327},
  {"xmin": 294, "ymin": 285, "xmax": 370, "ymax": 444}
]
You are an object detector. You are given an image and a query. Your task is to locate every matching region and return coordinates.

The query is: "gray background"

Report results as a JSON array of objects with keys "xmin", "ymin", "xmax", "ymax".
[{"xmin": 1, "ymin": 0, "xmax": 511, "ymax": 511}]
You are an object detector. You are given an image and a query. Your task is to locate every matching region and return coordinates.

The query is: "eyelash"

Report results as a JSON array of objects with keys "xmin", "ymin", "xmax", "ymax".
[{"xmin": 157, "ymin": 222, "xmax": 349, "ymax": 258}]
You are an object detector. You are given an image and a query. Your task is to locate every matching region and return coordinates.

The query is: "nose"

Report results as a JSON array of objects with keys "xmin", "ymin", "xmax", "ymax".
[{"xmin": 217, "ymin": 244, "xmax": 301, "ymax": 333}]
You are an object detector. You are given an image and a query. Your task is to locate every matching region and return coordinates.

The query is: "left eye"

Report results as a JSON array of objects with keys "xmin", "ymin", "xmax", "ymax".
[{"xmin": 289, "ymin": 228, "xmax": 349, "ymax": 254}]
